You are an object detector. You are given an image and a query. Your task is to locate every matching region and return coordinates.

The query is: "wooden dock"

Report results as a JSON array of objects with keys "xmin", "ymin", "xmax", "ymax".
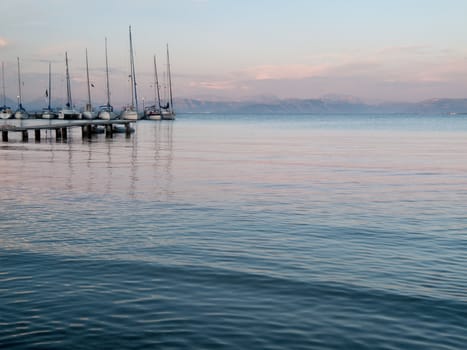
[{"xmin": 0, "ymin": 120, "xmax": 135, "ymax": 142}]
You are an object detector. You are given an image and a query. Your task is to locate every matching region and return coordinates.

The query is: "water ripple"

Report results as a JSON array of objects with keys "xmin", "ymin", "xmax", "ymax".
[
  {"xmin": 0, "ymin": 250, "xmax": 466, "ymax": 349},
  {"xmin": 1, "ymin": 116, "xmax": 467, "ymax": 349}
]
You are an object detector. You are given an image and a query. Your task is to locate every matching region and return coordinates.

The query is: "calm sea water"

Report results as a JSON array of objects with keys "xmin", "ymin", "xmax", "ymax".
[{"xmin": 1, "ymin": 114, "xmax": 466, "ymax": 349}]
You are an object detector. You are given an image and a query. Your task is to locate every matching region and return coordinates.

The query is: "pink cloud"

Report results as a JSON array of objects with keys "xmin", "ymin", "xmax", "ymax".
[
  {"xmin": 416, "ymin": 65, "xmax": 467, "ymax": 83},
  {"xmin": 0, "ymin": 37, "xmax": 8, "ymax": 48},
  {"xmin": 245, "ymin": 64, "xmax": 330, "ymax": 80},
  {"xmin": 178, "ymin": 46, "xmax": 467, "ymax": 101},
  {"xmin": 190, "ymin": 80, "xmax": 236, "ymax": 90}
]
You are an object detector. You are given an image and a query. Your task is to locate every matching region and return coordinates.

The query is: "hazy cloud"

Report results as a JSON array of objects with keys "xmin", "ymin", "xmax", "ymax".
[
  {"xmin": 376, "ymin": 45, "xmax": 431, "ymax": 56},
  {"xmin": 189, "ymin": 80, "xmax": 238, "ymax": 90},
  {"xmin": 0, "ymin": 37, "xmax": 8, "ymax": 48},
  {"xmin": 176, "ymin": 47, "xmax": 467, "ymax": 102},
  {"xmin": 244, "ymin": 64, "xmax": 331, "ymax": 81}
]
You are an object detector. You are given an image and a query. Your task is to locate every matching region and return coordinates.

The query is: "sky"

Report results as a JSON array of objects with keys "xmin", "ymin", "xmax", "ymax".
[{"xmin": 1, "ymin": 0, "xmax": 467, "ymax": 107}]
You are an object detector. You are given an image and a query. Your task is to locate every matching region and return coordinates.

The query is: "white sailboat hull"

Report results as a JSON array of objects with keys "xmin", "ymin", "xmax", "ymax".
[
  {"xmin": 0, "ymin": 111, "xmax": 12, "ymax": 119},
  {"xmin": 14, "ymin": 110, "xmax": 29, "ymax": 119},
  {"xmin": 42, "ymin": 111, "xmax": 58, "ymax": 119},
  {"xmin": 161, "ymin": 111, "xmax": 175, "ymax": 120},
  {"xmin": 82, "ymin": 111, "xmax": 96, "ymax": 120},
  {"xmin": 120, "ymin": 109, "xmax": 139, "ymax": 120},
  {"xmin": 59, "ymin": 108, "xmax": 81, "ymax": 120},
  {"xmin": 98, "ymin": 110, "xmax": 117, "ymax": 120},
  {"xmin": 147, "ymin": 114, "xmax": 162, "ymax": 120},
  {"xmin": 145, "ymin": 107, "xmax": 162, "ymax": 120}
]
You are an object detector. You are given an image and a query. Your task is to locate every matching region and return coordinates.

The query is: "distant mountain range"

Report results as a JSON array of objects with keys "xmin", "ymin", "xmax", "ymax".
[
  {"xmin": 174, "ymin": 97, "xmax": 467, "ymax": 114},
  {"xmin": 5, "ymin": 96, "xmax": 467, "ymax": 115}
]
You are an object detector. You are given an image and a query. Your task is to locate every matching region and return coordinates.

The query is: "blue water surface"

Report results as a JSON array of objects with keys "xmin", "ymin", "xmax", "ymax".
[{"xmin": 1, "ymin": 114, "xmax": 466, "ymax": 349}]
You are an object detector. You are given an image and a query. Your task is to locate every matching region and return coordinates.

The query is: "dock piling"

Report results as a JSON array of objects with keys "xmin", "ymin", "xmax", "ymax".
[
  {"xmin": 1, "ymin": 120, "xmax": 133, "ymax": 142},
  {"xmin": 105, "ymin": 124, "xmax": 113, "ymax": 137}
]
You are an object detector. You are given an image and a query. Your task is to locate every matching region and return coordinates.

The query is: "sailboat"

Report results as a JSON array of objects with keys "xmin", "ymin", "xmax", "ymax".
[
  {"xmin": 98, "ymin": 38, "xmax": 117, "ymax": 120},
  {"xmin": 82, "ymin": 48, "xmax": 95, "ymax": 119},
  {"xmin": 161, "ymin": 44, "xmax": 175, "ymax": 120},
  {"xmin": 144, "ymin": 55, "xmax": 162, "ymax": 120},
  {"xmin": 14, "ymin": 57, "xmax": 29, "ymax": 119},
  {"xmin": 120, "ymin": 25, "xmax": 139, "ymax": 120},
  {"xmin": 41, "ymin": 62, "xmax": 58, "ymax": 119},
  {"xmin": 59, "ymin": 52, "xmax": 81, "ymax": 119},
  {"xmin": 0, "ymin": 61, "xmax": 13, "ymax": 119}
]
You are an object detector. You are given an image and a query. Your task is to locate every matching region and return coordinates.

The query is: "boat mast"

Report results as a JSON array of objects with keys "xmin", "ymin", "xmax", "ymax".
[
  {"xmin": 166, "ymin": 44, "xmax": 174, "ymax": 114},
  {"xmin": 1, "ymin": 62, "xmax": 6, "ymax": 107},
  {"xmin": 48, "ymin": 62, "xmax": 52, "ymax": 110},
  {"xmin": 85, "ymin": 48, "xmax": 92, "ymax": 111},
  {"xmin": 104, "ymin": 37, "xmax": 111, "ymax": 107},
  {"xmin": 128, "ymin": 25, "xmax": 138, "ymax": 112},
  {"xmin": 65, "ymin": 52, "xmax": 72, "ymax": 108},
  {"xmin": 17, "ymin": 57, "xmax": 23, "ymax": 109},
  {"xmin": 153, "ymin": 55, "xmax": 161, "ymax": 110}
]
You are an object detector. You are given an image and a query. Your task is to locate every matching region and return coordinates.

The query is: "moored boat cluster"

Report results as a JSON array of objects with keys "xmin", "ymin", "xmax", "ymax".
[{"xmin": 0, "ymin": 26, "xmax": 175, "ymax": 121}]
